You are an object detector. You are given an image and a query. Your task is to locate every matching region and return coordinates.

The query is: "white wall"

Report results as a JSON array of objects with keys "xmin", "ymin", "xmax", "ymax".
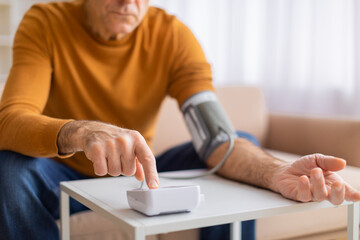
[
  {"xmin": 0, "ymin": 1, "xmax": 13, "ymax": 85},
  {"xmin": 0, "ymin": 0, "xmax": 68, "ymax": 88}
]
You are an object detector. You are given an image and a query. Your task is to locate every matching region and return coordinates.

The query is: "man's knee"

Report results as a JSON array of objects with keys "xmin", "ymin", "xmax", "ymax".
[
  {"xmin": 0, "ymin": 151, "xmax": 45, "ymax": 196},
  {"xmin": 0, "ymin": 150, "xmax": 38, "ymax": 173}
]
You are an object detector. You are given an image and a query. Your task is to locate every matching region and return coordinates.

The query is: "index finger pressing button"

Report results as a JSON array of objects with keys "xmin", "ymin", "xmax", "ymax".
[{"xmin": 134, "ymin": 137, "xmax": 159, "ymax": 189}]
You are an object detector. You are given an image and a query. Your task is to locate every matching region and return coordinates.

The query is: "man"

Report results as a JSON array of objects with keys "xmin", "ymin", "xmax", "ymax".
[{"xmin": 0, "ymin": 0, "xmax": 359, "ymax": 239}]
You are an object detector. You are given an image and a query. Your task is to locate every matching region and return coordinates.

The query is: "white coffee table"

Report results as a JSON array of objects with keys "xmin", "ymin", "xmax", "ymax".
[{"xmin": 60, "ymin": 169, "xmax": 359, "ymax": 240}]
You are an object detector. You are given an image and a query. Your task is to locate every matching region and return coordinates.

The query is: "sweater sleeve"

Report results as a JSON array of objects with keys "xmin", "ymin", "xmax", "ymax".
[
  {"xmin": 167, "ymin": 19, "xmax": 215, "ymax": 106},
  {"xmin": 0, "ymin": 5, "xmax": 73, "ymax": 158}
]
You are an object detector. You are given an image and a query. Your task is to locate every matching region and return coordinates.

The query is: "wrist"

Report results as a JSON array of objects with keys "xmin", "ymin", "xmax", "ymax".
[
  {"xmin": 57, "ymin": 120, "xmax": 86, "ymax": 155},
  {"xmin": 268, "ymin": 161, "xmax": 290, "ymax": 193}
]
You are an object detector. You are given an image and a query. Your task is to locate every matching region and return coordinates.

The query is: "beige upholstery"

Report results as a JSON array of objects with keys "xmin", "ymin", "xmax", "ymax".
[
  {"xmin": 267, "ymin": 114, "xmax": 360, "ymax": 167},
  {"xmin": 49, "ymin": 86, "xmax": 360, "ymax": 239}
]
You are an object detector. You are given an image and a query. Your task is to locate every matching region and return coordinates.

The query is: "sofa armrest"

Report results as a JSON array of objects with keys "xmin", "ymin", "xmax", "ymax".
[{"xmin": 266, "ymin": 114, "xmax": 360, "ymax": 167}]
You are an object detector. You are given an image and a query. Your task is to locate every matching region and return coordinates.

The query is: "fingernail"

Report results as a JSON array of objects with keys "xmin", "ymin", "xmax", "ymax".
[
  {"xmin": 300, "ymin": 176, "xmax": 307, "ymax": 184},
  {"xmin": 149, "ymin": 180, "xmax": 159, "ymax": 189},
  {"xmin": 335, "ymin": 184, "xmax": 343, "ymax": 191},
  {"xmin": 315, "ymin": 171, "xmax": 322, "ymax": 179}
]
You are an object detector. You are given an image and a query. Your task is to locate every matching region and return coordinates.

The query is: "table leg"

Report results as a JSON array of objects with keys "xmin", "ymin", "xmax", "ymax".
[
  {"xmin": 134, "ymin": 227, "xmax": 146, "ymax": 240},
  {"xmin": 60, "ymin": 191, "xmax": 70, "ymax": 240},
  {"xmin": 230, "ymin": 221, "xmax": 242, "ymax": 240},
  {"xmin": 347, "ymin": 201, "xmax": 359, "ymax": 240}
]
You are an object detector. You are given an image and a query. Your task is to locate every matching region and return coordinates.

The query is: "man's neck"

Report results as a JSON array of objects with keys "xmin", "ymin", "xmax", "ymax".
[{"xmin": 89, "ymin": 24, "xmax": 126, "ymax": 41}]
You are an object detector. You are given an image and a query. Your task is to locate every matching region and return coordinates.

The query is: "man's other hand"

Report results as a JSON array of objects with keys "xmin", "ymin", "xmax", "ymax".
[
  {"xmin": 57, "ymin": 120, "xmax": 159, "ymax": 189},
  {"xmin": 272, "ymin": 154, "xmax": 360, "ymax": 205}
]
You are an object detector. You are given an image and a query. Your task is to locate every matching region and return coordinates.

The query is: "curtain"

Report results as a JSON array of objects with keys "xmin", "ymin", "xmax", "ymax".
[{"xmin": 151, "ymin": 0, "xmax": 360, "ymax": 117}]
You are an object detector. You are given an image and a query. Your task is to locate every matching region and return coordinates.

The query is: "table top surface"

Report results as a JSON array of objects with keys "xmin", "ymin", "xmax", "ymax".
[{"xmin": 60, "ymin": 169, "xmax": 349, "ymax": 235}]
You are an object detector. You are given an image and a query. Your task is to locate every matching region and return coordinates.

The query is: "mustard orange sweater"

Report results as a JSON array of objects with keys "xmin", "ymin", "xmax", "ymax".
[{"xmin": 0, "ymin": 1, "xmax": 213, "ymax": 176}]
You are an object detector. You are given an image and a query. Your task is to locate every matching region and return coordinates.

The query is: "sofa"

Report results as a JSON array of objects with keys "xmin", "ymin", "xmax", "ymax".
[{"xmin": 7, "ymin": 85, "xmax": 357, "ymax": 239}]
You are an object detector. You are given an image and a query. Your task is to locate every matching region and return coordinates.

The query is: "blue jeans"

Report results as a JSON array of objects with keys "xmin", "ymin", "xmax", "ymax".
[{"xmin": 0, "ymin": 131, "xmax": 257, "ymax": 240}]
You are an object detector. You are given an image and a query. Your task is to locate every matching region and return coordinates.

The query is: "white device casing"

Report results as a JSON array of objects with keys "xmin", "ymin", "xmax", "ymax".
[{"xmin": 127, "ymin": 185, "xmax": 203, "ymax": 216}]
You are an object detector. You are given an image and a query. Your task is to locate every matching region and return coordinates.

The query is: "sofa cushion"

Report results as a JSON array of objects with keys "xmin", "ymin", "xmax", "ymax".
[{"xmin": 267, "ymin": 114, "xmax": 360, "ymax": 168}]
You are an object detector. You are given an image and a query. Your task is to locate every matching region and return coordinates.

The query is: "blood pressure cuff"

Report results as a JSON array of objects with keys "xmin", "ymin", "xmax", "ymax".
[{"xmin": 180, "ymin": 91, "xmax": 238, "ymax": 161}]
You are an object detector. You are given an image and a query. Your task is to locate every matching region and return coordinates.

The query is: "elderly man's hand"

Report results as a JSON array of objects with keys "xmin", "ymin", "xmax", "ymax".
[
  {"xmin": 271, "ymin": 154, "xmax": 360, "ymax": 205},
  {"xmin": 57, "ymin": 120, "xmax": 159, "ymax": 189}
]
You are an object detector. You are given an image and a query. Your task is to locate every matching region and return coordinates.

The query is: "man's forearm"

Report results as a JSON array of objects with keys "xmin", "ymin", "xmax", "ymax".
[{"xmin": 207, "ymin": 138, "xmax": 287, "ymax": 192}]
